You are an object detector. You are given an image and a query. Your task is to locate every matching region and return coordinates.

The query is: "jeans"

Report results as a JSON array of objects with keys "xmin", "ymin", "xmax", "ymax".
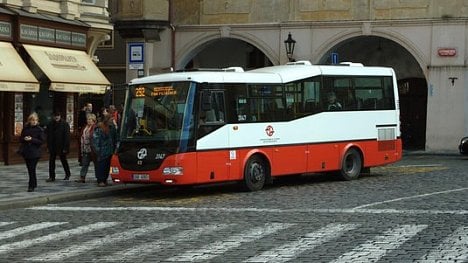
[
  {"xmin": 95, "ymin": 156, "xmax": 111, "ymax": 184},
  {"xmin": 80, "ymin": 152, "xmax": 96, "ymax": 179},
  {"xmin": 25, "ymin": 158, "xmax": 39, "ymax": 189},
  {"xmin": 49, "ymin": 152, "xmax": 71, "ymax": 179}
]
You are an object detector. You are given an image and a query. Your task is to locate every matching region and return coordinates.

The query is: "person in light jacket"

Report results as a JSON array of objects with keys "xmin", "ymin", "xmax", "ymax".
[
  {"xmin": 76, "ymin": 113, "xmax": 97, "ymax": 183},
  {"xmin": 20, "ymin": 113, "xmax": 45, "ymax": 192}
]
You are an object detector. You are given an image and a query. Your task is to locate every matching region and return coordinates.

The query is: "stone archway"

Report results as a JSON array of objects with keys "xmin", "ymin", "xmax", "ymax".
[
  {"xmin": 180, "ymin": 38, "xmax": 272, "ymax": 70},
  {"xmin": 319, "ymin": 36, "xmax": 428, "ymax": 150}
]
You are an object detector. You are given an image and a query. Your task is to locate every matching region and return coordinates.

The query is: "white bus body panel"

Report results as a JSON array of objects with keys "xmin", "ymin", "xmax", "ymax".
[{"xmin": 197, "ymin": 111, "xmax": 399, "ymax": 150}]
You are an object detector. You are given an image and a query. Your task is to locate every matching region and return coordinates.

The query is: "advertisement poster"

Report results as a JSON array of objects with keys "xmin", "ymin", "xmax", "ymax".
[
  {"xmin": 14, "ymin": 94, "xmax": 23, "ymax": 136},
  {"xmin": 66, "ymin": 94, "xmax": 74, "ymax": 133}
]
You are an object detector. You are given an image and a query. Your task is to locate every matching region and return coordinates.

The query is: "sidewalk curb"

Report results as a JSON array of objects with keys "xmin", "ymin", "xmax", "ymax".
[
  {"xmin": 0, "ymin": 184, "xmax": 153, "ymax": 211},
  {"xmin": 402, "ymin": 151, "xmax": 460, "ymax": 156}
]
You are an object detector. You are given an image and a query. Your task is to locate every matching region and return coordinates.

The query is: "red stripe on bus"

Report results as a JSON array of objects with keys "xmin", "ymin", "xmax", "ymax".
[{"xmin": 111, "ymin": 139, "xmax": 401, "ymax": 185}]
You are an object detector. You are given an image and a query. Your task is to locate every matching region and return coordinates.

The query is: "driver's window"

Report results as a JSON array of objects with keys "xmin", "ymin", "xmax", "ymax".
[
  {"xmin": 198, "ymin": 90, "xmax": 225, "ymax": 138},
  {"xmin": 200, "ymin": 91, "xmax": 225, "ymax": 124}
]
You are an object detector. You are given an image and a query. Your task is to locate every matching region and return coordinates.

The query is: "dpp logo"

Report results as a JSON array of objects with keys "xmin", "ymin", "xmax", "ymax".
[
  {"xmin": 137, "ymin": 148, "xmax": 147, "ymax": 160},
  {"xmin": 265, "ymin": 125, "xmax": 275, "ymax": 137}
]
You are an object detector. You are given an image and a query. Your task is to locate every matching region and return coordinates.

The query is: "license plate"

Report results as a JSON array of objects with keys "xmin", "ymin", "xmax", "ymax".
[{"xmin": 133, "ymin": 174, "xmax": 149, "ymax": 180}]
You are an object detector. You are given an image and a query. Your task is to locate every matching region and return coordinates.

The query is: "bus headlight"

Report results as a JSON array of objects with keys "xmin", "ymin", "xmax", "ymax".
[
  {"xmin": 163, "ymin": 167, "xmax": 183, "ymax": 175},
  {"xmin": 110, "ymin": 166, "xmax": 120, "ymax": 174}
]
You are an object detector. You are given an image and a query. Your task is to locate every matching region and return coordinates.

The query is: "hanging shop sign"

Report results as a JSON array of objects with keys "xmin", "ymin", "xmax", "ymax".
[
  {"xmin": 0, "ymin": 21, "xmax": 11, "ymax": 38},
  {"xmin": 20, "ymin": 24, "xmax": 87, "ymax": 48}
]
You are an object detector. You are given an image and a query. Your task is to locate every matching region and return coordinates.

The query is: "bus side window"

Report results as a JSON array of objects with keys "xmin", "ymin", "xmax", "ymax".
[
  {"xmin": 210, "ymin": 91, "xmax": 225, "ymax": 123},
  {"xmin": 302, "ymin": 77, "xmax": 321, "ymax": 115},
  {"xmin": 199, "ymin": 90, "xmax": 225, "ymax": 124},
  {"xmin": 204, "ymin": 109, "xmax": 223, "ymax": 122},
  {"xmin": 304, "ymin": 99, "xmax": 317, "ymax": 113},
  {"xmin": 363, "ymin": 98, "xmax": 377, "ymax": 109}
]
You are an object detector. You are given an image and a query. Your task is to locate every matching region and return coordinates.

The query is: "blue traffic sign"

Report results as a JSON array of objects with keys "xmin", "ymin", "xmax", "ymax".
[{"xmin": 331, "ymin": 52, "xmax": 339, "ymax": 64}]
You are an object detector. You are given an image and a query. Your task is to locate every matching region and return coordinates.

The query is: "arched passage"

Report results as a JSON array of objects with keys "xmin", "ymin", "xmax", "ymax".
[
  {"xmin": 319, "ymin": 36, "xmax": 427, "ymax": 150},
  {"xmin": 181, "ymin": 38, "xmax": 272, "ymax": 70}
]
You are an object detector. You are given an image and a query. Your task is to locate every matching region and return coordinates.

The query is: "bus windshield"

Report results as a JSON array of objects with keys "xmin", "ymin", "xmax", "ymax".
[{"xmin": 120, "ymin": 82, "xmax": 195, "ymax": 148}]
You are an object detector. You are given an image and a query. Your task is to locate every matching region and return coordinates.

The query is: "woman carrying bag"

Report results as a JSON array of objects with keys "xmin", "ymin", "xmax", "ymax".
[
  {"xmin": 19, "ymin": 113, "xmax": 45, "ymax": 192},
  {"xmin": 76, "ymin": 113, "xmax": 97, "ymax": 183}
]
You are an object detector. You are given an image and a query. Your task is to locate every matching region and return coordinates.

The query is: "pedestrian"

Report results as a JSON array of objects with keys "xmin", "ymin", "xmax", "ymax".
[
  {"xmin": 78, "ymin": 102, "xmax": 93, "ymax": 129},
  {"xmin": 45, "ymin": 111, "xmax": 71, "ymax": 182},
  {"xmin": 92, "ymin": 114, "xmax": 117, "ymax": 187},
  {"xmin": 77, "ymin": 102, "xmax": 93, "ymax": 165},
  {"xmin": 76, "ymin": 113, "xmax": 97, "ymax": 183},
  {"xmin": 117, "ymin": 103, "xmax": 124, "ymax": 128},
  {"xmin": 109, "ymin": 104, "xmax": 120, "ymax": 129},
  {"xmin": 97, "ymin": 106, "xmax": 107, "ymax": 122},
  {"xmin": 19, "ymin": 113, "xmax": 45, "ymax": 192}
]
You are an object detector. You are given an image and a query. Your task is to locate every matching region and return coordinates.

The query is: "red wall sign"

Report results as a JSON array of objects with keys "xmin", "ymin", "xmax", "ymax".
[{"xmin": 438, "ymin": 48, "xmax": 457, "ymax": 57}]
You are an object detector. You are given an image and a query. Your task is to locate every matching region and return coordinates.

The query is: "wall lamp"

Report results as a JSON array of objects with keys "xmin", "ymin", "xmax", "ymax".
[
  {"xmin": 449, "ymin": 77, "xmax": 458, "ymax": 86},
  {"xmin": 284, "ymin": 32, "xmax": 296, "ymax": 62}
]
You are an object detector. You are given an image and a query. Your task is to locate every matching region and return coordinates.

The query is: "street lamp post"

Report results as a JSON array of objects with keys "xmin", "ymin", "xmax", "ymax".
[{"xmin": 284, "ymin": 32, "xmax": 296, "ymax": 62}]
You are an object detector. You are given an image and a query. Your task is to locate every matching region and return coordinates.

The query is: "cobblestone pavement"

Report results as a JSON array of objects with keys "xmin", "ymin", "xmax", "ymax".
[
  {"xmin": 0, "ymin": 158, "xmax": 145, "ymax": 210},
  {"xmin": 0, "ymin": 154, "xmax": 467, "ymax": 262}
]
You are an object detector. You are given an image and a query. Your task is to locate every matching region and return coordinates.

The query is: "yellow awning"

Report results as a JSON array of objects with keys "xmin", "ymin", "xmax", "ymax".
[
  {"xmin": 23, "ymin": 44, "xmax": 110, "ymax": 94},
  {"xmin": 0, "ymin": 42, "xmax": 39, "ymax": 92}
]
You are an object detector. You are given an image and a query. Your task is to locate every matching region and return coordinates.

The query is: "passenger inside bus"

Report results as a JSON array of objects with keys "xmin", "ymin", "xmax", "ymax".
[
  {"xmin": 326, "ymin": 91, "xmax": 342, "ymax": 111},
  {"xmin": 198, "ymin": 110, "xmax": 207, "ymax": 126},
  {"xmin": 198, "ymin": 109, "xmax": 225, "ymax": 137},
  {"xmin": 200, "ymin": 109, "xmax": 224, "ymax": 124},
  {"xmin": 136, "ymin": 118, "xmax": 152, "ymax": 135}
]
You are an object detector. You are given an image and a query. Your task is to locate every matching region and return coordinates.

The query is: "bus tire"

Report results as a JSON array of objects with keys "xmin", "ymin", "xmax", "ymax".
[
  {"xmin": 242, "ymin": 155, "xmax": 267, "ymax": 191},
  {"xmin": 339, "ymin": 148, "xmax": 362, "ymax": 181}
]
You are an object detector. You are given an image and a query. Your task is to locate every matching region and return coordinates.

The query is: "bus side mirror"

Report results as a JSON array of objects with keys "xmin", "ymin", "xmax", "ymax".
[{"xmin": 201, "ymin": 92, "xmax": 212, "ymax": 111}]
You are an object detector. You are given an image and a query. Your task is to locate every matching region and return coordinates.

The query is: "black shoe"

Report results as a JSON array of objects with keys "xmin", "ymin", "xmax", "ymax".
[
  {"xmin": 46, "ymin": 178, "xmax": 55, "ymax": 182},
  {"xmin": 27, "ymin": 188, "xmax": 34, "ymax": 192},
  {"xmin": 75, "ymin": 177, "xmax": 85, "ymax": 183},
  {"xmin": 63, "ymin": 176, "xmax": 70, "ymax": 181}
]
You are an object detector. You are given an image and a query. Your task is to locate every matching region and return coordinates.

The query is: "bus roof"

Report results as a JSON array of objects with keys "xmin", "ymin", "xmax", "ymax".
[{"xmin": 129, "ymin": 61, "xmax": 395, "ymax": 85}]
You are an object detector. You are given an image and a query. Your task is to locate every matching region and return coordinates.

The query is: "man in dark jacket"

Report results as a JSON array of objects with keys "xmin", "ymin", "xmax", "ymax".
[{"xmin": 46, "ymin": 111, "xmax": 71, "ymax": 182}]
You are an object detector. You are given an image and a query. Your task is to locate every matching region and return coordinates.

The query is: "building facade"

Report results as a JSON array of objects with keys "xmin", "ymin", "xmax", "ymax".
[
  {"xmin": 106, "ymin": 0, "xmax": 468, "ymax": 153},
  {"xmin": 0, "ymin": 0, "xmax": 112, "ymax": 165}
]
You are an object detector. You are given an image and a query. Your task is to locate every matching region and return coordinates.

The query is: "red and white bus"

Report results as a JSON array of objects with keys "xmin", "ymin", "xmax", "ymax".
[{"xmin": 110, "ymin": 61, "xmax": 402, "ymax": 191}]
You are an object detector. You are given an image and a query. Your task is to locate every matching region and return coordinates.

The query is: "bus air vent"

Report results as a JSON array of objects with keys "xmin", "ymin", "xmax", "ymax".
[
  {"xmin": 223, "ymin": 67, "xmax": 244, "ymax": 72},
  {"xmin": 286, "ymin": 60, "xmax": 312, "ymax": 66},
  {"xmin": 339, "ymin": 62, "xmax": 364, "ymax": 67}
]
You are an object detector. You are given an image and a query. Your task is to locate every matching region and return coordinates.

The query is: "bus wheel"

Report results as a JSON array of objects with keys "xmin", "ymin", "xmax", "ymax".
[
  {"xmin": 243, "ymin": 156, "xmax": 267, "ymax": 191},
  {"xmin": 339, "ymin": 148, "xmax": 362, "ymax": 180}
]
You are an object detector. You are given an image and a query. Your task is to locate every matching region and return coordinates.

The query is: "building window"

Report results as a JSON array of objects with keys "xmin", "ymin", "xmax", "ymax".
[{"xmin": 98, "ymin": 31, "xmax": 114, "ymax": 49}]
